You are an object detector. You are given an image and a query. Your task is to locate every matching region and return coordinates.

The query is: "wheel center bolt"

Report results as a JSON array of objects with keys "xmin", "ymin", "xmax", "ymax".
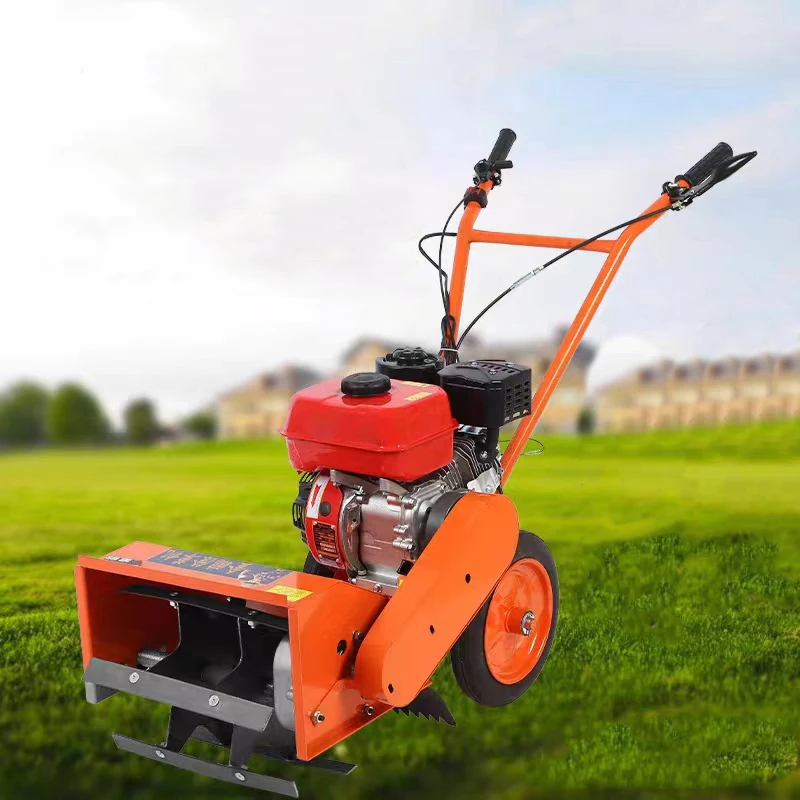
[{"xmin": 520, "ymin": 610, "xmax": 535, "ymax": 636}]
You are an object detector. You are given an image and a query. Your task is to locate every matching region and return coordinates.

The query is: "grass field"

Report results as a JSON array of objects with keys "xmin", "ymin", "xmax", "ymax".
[{"xmin": 2, "ymin": 422, "xmax": 800, "ymax": 799}]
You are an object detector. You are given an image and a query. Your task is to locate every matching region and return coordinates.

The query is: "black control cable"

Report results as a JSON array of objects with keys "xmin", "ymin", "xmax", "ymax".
[
  {"xmin": 422, "ymin": 146, "xmax": 757, "ymax": 359},
  {"xmin": 455, "ymin": 204, "xmax": 674, "ymax": 350},
  {"xmin": 417, "ymin": 197, "xmax": 463, "ymax": 361},
  {"xmin": 418, "ymin": 231, "xmax": 456, "ymax": 314}
]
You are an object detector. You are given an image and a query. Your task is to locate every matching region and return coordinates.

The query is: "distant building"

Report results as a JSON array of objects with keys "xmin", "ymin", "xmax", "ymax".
[
  {"xmin": 595, "ymin": 351, "xmax": 800, "ymax": 432},
  {"xmin": 217, "ymin": 365, "xmax": 322, "ymax": 440},
  {"xmin": 340, "ymin": 338, "xmax": 403, "ymax": 376},
  {"xmin": 216, "ymin": 327, "xmax": 596, "ymax": 439}
]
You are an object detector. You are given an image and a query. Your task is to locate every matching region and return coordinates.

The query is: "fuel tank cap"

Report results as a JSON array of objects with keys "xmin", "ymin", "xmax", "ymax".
[{"xmin": 341, "ymin": 372, "xmax": 391, "ymax": 397}]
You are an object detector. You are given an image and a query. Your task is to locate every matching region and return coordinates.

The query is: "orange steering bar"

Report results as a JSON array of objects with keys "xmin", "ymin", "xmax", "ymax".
[{"xmin": 446, "ymin": 178, "xmax": 683, "ymax": 485}]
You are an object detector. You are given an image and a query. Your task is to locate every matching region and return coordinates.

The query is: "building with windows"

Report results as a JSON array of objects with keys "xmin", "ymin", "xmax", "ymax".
[
  {"xmin": 595, "ymin": 351, "xmax": 800, "ymax": 432},
  {"xmin": 217, "ymin": 365, "xmax": 322, "ymax": 439}
]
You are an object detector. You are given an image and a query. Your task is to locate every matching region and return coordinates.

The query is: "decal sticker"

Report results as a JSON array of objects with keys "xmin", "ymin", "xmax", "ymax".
[
  {"xmin": 149, "ymin": 548, "xmax": 292, "ymax": 586},
  {"xmin": 306, "ymin": 474, "xmax": 330, "ymax": 518},
  {"xmin": 265, "ymin": 585, "xmax": 313, "ymax": 602},
  {"xmin": 104, "ymin": 554, "xmax": 142, "ymax": 566},
  {"xmin": 405, "ymin": 391, "xmax": 432, "ymax": 402}
]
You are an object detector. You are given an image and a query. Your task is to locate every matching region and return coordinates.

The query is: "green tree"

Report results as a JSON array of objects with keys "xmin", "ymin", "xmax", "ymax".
[
  {"xmin": 0, "ymin": 381, "xmax": 50, "ymax": 447},
  {"xmin": 181, "ymin": 408, "xmax": 217, "ymax": 440},
  {"xmin": 47, "ymin": 383, "xmax": 110, "ymax": 445},
  {"xmin": 123, "ymin": 398, "xmax": 160, "ymax": 445},
  {"xmin": 577, "ymin": 406, "xmax": 596, "ymax": 435}
]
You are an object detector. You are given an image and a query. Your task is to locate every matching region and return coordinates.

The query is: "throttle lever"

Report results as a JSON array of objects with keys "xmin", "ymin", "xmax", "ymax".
[{"xmin": 473, "ymin": 158, "xmax": 514, "ymax": 186}]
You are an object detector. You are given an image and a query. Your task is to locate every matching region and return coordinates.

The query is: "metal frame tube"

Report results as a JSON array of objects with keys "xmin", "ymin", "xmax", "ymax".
[{"xmin": 444, "ymin": 182, "xmax": 676, "ymax": 485}]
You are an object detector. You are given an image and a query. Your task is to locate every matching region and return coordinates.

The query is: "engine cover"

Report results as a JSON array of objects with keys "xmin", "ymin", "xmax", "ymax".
[
  {"xmin": 280, "ymin": 376, "xmax": 457, "ymax": 482},
  {"xmin": 298, "ymin": 432, "xmax": 501, "ymax": 594}
]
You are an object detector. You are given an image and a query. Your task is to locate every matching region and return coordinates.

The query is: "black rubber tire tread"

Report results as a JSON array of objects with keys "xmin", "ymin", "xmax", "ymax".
[
  {"xmin": 302, "ymin": 551, "xmax": 336, "ymax": 577},
  {"xmin": 450, "ymin": 530, "xmax": 559, "ymax": 707}
]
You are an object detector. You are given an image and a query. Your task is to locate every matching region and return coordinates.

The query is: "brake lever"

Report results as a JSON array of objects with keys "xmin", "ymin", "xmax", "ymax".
[
  {"xmin": 473, "ymin": 158, "xmax": 514, "ymax": 185},
  {"xmin": 663, "ymin": 151, "xmax": 758, "ymax": 210}
]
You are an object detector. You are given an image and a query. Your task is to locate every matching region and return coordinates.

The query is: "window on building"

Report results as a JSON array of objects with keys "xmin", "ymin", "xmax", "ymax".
[
  {"xmin": 709, "ymin": 361, "xmax": 736, "ymax": 379},
  {"xmin": 744, "ymin": 358, "xmax": 769, "ymax": 376}
]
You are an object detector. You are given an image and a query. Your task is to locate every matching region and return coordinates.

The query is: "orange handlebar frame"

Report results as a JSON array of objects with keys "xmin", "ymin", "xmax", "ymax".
[{"xmin": 446, "ymin": 179, "xmax": 678, "ymax": 485}]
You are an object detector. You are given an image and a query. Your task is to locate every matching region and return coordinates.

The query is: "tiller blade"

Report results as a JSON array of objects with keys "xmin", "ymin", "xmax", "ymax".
[
  {"xmin": 75, "ymin": 543, "xmax": 390, "ymax": 795},
  {"xmin": 394, "ymin": 687, "xmax": 457, "ymax": 725}
]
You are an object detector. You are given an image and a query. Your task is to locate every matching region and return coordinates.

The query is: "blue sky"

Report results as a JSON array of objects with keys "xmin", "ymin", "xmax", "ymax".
[{"xmin": 1, "ymin": 0, "xmax": 798, "ymax": 420}]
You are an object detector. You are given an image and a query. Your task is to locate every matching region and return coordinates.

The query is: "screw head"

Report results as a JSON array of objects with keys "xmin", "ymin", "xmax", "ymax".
[
  {"xmin": 155, "ymin": 750, "xmax": 165, "ymax": 759},
  {"xmin": 209, "ymin": 694, "xmax": 220, "ymax": 707},
  {"xmin": 129, "ymin": 672, "xmax": 140, "ymax": 684},
  {"xmin": 234, "ymin": 772, "xmax": 246, "ymax": 782},
  {"xmin": 312, "ymin": 710, "xmax": 325, "ymax": 725},
  {"xmin": 373, "ymin": 583, "xmax": 383, "ymax": 594},
  {"xmin": 362, "ymin": 704, "xmax": 375, "ymax": 717},
  {"xmin": 520, "ymin": 610, "xmax": 535, "ymax": 636}
]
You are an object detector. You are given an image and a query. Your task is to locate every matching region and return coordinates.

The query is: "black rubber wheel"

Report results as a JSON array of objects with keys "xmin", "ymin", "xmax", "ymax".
[
  {"xmin": 302, "ymin": 551, "xmax": 336, "ymax": 577},
  {"xmin": 450, "ymin": 530, "xmax": 559, "ymax": 707}
]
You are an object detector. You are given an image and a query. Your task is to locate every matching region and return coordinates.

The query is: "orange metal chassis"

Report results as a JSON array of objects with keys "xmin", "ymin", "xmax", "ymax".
[
  {"xmin": 447, "ymin": 178, "xmax": 679, "ymax": 483},
  {"xmin": 76, "ymin": 492, "xmax": 519, "ymax": 761},
  {"xmin": 76, "ymin": 542, "xmax": 390, "ymax": 762}
]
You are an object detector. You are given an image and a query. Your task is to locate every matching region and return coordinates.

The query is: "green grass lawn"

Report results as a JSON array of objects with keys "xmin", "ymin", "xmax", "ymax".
[{"xmin": 2, "ymin": 422, "xmax": 800, "ymax": 799}]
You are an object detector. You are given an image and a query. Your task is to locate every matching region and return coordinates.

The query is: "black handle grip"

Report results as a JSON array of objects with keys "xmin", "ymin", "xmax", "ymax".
[
  {"xmin": 488, "ymin": 128, "xmax": 517, "ymax": 164},
  {"xmin": 680, "ymin": 142, "xmax": 734, "ymax": 187}
]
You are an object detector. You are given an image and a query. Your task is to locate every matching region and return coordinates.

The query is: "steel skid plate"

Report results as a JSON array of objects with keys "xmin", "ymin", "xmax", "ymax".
[{"xmin": 112, "ymin": 733, "xmax": 301, "ymax": 798}]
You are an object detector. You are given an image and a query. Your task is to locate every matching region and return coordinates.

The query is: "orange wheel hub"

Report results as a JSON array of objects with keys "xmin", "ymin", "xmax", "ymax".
[{"xmin": 484, "ymin": 558, "xmax": 553, "ymax": 684}]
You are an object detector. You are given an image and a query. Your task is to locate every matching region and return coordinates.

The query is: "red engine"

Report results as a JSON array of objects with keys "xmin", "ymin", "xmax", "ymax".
[
  {"xmin": 280, "ymin": 361, "xmax": 532, "ymax": 593},
  {"xmin": 280, "ymin": 373, "xmax": 457, "ymax": 482}
]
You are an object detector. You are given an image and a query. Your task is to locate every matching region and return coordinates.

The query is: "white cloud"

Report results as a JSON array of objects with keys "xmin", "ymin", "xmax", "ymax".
[
  {"xmin": 513, "ymin": 0, "xmax": 800, "ymax": 72},
  {"xmin": 588, "ymin": 335, "xmax": 663, "ymax": 392},
  {"xmin": 0, "ymin": 0, "xmax": 796, "ymax": 423}
]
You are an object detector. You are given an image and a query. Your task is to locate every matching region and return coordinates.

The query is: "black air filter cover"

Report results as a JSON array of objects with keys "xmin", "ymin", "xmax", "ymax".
[
  {"xmin": 438, "ymin": 360, "xmax": 532, "ymax": 427},
  {"xmin": 376, "ymin": 347, "xmax": 443, "ymax": 385}
]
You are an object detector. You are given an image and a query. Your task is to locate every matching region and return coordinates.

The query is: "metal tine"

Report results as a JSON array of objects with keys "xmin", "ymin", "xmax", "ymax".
[{"xmin": 392, "ymin": 687, "xmax": 456, "ymax": 725}]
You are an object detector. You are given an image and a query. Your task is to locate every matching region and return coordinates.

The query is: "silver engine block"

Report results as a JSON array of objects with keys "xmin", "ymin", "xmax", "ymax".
[{"xmin": 322, "ymin": 431, "xmax": 500, "ymax": 595}]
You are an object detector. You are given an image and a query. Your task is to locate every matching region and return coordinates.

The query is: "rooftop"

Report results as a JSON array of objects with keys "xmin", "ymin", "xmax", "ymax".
[
  {"xmin": 220, "ymin": 364, "xmax": 323, "ymax": 399},
  {"xmin": 598, "ymin": 349, "xmax": 800, "ymax": 393}
]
